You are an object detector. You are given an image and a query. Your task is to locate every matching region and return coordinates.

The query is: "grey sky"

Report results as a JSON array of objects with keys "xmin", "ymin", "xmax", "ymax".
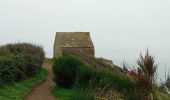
[{"xmin": 0, "ymin": 0, "xmax": 170, "ymax": 80}]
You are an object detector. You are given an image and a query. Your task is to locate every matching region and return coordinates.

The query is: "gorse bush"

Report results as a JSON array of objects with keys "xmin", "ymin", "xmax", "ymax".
[
  {"xmin": 52, "ymin": 56, "xmax": 84, "ymax": 88},
  {"xmin": 0, "ymin": 55, "xmax": 26, "ymax": 84},
  {"xmin": 6, "ymin": 43, "xmax": 45, "ymax": 66},
  {"xmin": 6, "ymin": 43, "xmax": 45, "ymax": 76},
  {"xmin": 0, "ymin": 43, "xmax": 45, "ymax": 85}
]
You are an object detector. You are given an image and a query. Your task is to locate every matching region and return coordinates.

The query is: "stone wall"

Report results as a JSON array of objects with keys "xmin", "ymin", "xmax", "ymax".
[
  {"xmin": 61, "ymin": 47, "xmax": 94, "ymax": 57},
  {"xmin": 53, "ymin": 32, "xmax": 95, "ymax": 58}
]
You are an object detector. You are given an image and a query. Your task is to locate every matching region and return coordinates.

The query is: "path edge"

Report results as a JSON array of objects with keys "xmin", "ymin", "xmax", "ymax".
[{"xmin": 23, "ymin": 68, "xmax": 49, "ymax": 100}]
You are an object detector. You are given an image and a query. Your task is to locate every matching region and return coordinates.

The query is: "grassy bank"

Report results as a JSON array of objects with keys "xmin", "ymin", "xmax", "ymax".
[
  {"xmin": 52, "ymin": 56, "xmax": 133, "ymax": 99},
  {"xmin": 52, "ymin": 56, "xmax": 170, "ymax": 100},
  {"xmin": 52, "ymin": 87, "xmax": 94, "ymax": 100},
  {"xmin": 0, "ymin": 68, "xmax": 48, "ymax": 100}
]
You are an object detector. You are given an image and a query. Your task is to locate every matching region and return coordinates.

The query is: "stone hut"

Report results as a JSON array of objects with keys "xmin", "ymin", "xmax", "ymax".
[{"xmin": 53, "ymin": 32, "xmax": 95, "ymax": 57}]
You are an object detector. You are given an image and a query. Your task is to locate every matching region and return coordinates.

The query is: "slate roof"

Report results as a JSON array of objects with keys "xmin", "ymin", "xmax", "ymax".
[{"xmin": 56, "ymin": 32, "xmax": 94, "ymax": 48}]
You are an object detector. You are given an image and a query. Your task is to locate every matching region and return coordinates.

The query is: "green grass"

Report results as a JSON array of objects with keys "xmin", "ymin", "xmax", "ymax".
[
  {"xmin": 52, "ymin": 87, "xmax": 74, "ymax": 100},
  {"xmin": 0, "ymin": 68, "xmax": 48, "ymax": 100},
  {"xmin": 52, "ymin": 87, "xmax": 94, "ymax": 100}
]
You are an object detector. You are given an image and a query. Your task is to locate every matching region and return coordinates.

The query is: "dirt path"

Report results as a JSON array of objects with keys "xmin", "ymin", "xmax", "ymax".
[{"xmin": 25, "ymin": 63, "xmax": 56, "ymax": 100}]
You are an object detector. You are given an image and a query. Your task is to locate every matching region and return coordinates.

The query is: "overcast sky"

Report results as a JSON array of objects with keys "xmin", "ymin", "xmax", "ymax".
[{"xmin": 0, "ymin": 0, "xmax": 170, "ymax": 79}]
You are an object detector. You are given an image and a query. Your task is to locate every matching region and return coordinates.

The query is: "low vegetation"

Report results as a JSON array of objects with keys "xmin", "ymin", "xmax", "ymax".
[
  {"xmin": 53, "ymin": 56, "xmax": 84, "ymax": 88},
  {"xmin": 0, "ymin": 43, "xmax": 46, "ymax": 99},
  {"xmin": 1, "ymin": 42, "xmax": 169, "ymax": 99},
  {"xmin": 52, "ymin": 56, "xmax": 136, "ymax": 99},
  {"xmin": 52, "ymin": 87, "xmax": 94, "ymax": 100},
  {"xmin": 52, "ymin": 52, "xmax": 170, "ymax": 100},
  {"xmin": 0, "ymin": 43, "xmax": 45, "ymax": 85},
  {"xmin": 0, "ymin": 68, "xmax": 48, "ymax": 100},
  {"xmin": 123, "ymin": 50, "xmax": 158, "ymax": 99}
]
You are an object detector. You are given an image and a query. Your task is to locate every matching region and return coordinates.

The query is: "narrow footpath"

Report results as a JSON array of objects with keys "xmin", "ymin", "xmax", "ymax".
[{"xmin": 25, "ymin": 63, "xmax": 56, "ymax": 100}]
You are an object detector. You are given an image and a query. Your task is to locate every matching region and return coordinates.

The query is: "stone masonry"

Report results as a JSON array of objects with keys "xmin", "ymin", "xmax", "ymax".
[{"xmin": 53, "ymin": 32, "xmax": 95, "ymax": 57}]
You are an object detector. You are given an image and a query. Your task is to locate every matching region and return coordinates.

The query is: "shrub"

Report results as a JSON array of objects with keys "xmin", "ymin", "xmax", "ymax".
[
  {"xmin": 0, "ymin": 43, "xmax": 45, "ymax": 85},
  {"xmin": 52, "ymin": 56, "xmax": 84, "ymax": 88},
  {"xmin": 6, "ymin": 43, "xmax": 45, "ymax": 66},
  {"xmin": 5, "ymin": 43, "xmax": 45, "ymax": 75},
  {"xmin": 0, "ymin": 54, "xmax": 27, "ymax": 85},
  {"xmin": 123, "ymin": 50, "xmax": 158, "ymax": 99},
  {"xmin": 136, "ymin": 50, "xmax": 157, "ymax": 99},
  {"xmin": 0, "ymin": 46, "xmax": 11, "ymax": 56}
]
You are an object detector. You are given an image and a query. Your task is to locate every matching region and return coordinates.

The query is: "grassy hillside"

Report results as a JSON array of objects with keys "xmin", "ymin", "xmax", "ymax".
[
  {"xmin": 52, "ymin": 55, "xmax": 170, "ymax": 100},
  {"xmin": 52, "ymin": 56, "xmax": 135, "ymax": 99}
]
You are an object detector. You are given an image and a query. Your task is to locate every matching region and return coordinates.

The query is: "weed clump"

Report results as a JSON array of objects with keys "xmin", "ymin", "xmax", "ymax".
[{"xmin": 123, "ymin": 50, "xmax": 158, "ymax": 100}]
